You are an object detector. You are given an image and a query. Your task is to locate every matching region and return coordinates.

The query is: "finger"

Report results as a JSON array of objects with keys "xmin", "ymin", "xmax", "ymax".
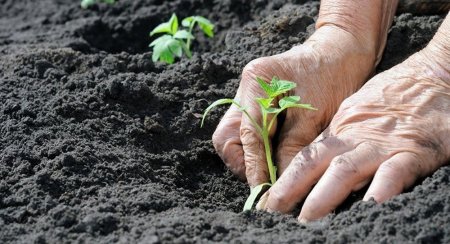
[
  {"xmin": 262, "ymin": 134, "xmax": 352, "ymax": 213},
  {"xmin": 363, "ymin": 152, "xmax": 422, "ymax": 203},
  {"xmin": 298, "ymin": 142, "xmax": 384, "ymax": 222},
  {"xmin": 212, "ymin": 105, "xmax": 245, "ymax": 179}
]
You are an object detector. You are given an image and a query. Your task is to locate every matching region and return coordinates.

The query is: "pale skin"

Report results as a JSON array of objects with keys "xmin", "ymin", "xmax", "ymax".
[{"xmin": 212, "ymin": 0, "xmax": 450, "ymax": 222}]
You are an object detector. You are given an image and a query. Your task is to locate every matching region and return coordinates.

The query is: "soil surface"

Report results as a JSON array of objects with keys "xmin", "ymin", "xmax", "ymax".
[{"xmin": 1, "ymin": 0, "xmax": 449, "ymax": 243}]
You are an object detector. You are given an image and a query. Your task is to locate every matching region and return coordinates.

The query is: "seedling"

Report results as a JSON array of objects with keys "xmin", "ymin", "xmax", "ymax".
[
  {"xmin": 201, "ymin": 77, "xmax": 316, "ymax": 211},
  {"xmin": 150, "ymin": 14, "xmax": 214, "ymax": 64},
  {"xmin": 81, "ymin": 0, "xmax": 115, "ymax": 8}
]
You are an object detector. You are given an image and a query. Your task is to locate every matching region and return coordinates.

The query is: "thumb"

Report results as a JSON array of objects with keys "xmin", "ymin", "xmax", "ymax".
[
  {"xmin": 240, "ymin": 112, "xmax": 272, "ymax": 187},
  {"xmin": 238, "ymin": 58, "xmax": 279, "ymax": 187},
  {"xmin": 239, "ymin": 81, "xmax": 278, "ymax": 187}
]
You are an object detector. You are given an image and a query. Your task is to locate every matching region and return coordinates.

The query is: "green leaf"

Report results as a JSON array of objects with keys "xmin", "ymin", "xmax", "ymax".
[
  {"xmin": 169, "ymin": 13, "xmax": 179, "ymax": 35},
  {"xmin": 174, "ymin": 30, "xmax": 194, "ymax": 40},
  {"xmin": 256, "ymin": 97, "xmax": 274, "ymax": 109},
  {"xmin": 149, "ymin": 35, "xmax": 172, "ymax": 47},
  {"xmin": 278, "ymin": 96, "xmax": 317, "ymax": 111},
  {"xmin": 201, "ymin": 99, "xmax": 235, "ymax": 127},
  {"xmin": 181, "ymin": 17, "xmax": 193, "ymax": 27},
  {"xmin": 182, "ymin": 16, "xmax": 215, "ymax": 37},
  {"xmin": 150, "ymin": 35, "xmax": 183, "ymax": 64},
  {"xmin": 256, "ymin": 77, "xmax": 273, "ymax": 97},
  {"xmin": 150, "ymin": 13, "xmax": 178, "ymax": 36},
  {"xmin": 150, "ymin": 22, "xmax": 172, "ymax": 36},
  {"xmin": 194, "ymin": 16, "xmax": 215, "ymax": 37},
  {"xmin": 269, "ymin": 77, "xmax": 297, "ymax": 98},
  {"xmin": 168, "ymin": 40, "xmax": 182, "ymax": 58},
  {"xmin": 284, "ymin": 103, "xmax": 317, "ymax": 110},
  {"xmin": 179, "ymin": 41, "xmax": 192, "ymax": 58},
  {"xmin": 159, "ymin": 48, "xmax": 175, "ymax": 64},
  {"xmin": 243, "ymin": 183, "xmax": 272, "ymax": 211},
  {"xmin": 278, "ymin": 96, "xmax": 300, "ymax": 108}
]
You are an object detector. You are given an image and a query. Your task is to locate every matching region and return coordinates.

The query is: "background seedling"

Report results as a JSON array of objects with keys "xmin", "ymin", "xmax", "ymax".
[
  {"xmin": 150, "ymin": 14, "xmax": 214, "ymax": 64},
  {"xmin": 81, "ymin": 0, "xmax": 115, "ymax": 8},
  {"xmin": 202, "ymin": 76, "xmax": 316, "ymax": 211}
]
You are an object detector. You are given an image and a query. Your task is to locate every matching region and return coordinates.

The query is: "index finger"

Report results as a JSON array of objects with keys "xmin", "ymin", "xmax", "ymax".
[{"xmin": 261, "ymin": 134, "xmax": 352, "ymax": 213}]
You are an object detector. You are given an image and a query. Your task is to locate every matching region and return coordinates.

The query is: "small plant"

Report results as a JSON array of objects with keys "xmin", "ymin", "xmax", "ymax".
[
  {"xmin": 150, "ymin": 14, "xmax": 214, "ymax": 64},
  {"xmin": 201, "ymin": 77, "xmax": 316, "ymax": 211},
  {"xmin": 81, "ymin": 0, "xmax": 115, "ymax": 8}
]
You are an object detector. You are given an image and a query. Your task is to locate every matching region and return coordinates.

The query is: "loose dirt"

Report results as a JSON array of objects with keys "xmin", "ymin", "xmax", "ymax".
[{"xmin": 1, "ymin": 0, "xmax": 448, "ymax": 243}]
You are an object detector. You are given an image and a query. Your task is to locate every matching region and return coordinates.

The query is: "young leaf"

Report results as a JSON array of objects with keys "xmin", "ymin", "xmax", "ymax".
[
  {"xmin": 269, "ymin": 77, "xmax": 297, "ymax": 98},
  {"xmin": 168, "ymin": 40, "xmax": 183, "ymax": 58},
  {"xmin": 169, "ymin": 13, "xmax": 179, "ymax": 35},
  {"xmin": 201, "ymin": 99, "xmax": 235, "ymax": 127},
  {"xmin": 181, "ymin": 17, "xmax": 193, "ymax": 27},
  {"xmin": 150, "ymin": 13, "xmax": 178, "ymax": 36},
  {"xmin": 278, "ymin": 96, "xmax": 300, "ymax": 108},
  {"xmin": 243, "ymin": 183, "xmax": 272, "ymax": 211},
  {"xmin": 152, "ymin": 41, "xmax": 174, "ymax": 64},
  {"xmin": 182, "ymin": 16, "xmax": 214, "ymax": 37},
  {"xmin": 179, "ymin": 41, "xmax": 192, "ymax": 58},
  {"xmin": 150, "ymin": 22, "xmax": 172, "ymax": 36},
  {"xmin": 256, "ymin": 97, "xmax": 274, "ymax": 109},
  {"xmin": 149, "ymin": 35, "xmax": 172, "ymax": 47},
  {"xmin": 256, "ymin": 77, "xmax": 273, "ymax": 97},
  {"xmin": 151, "ymin": 35, "xmax": 183, "ymax": 64},
  {"xmin": 257, "ymin": 97, "xmax": 282, "ymax": 113},
  {"xmin": 193, "ymin": 16, "xmax": 215, "ymax": 37},
  {"xmin": 173, "ymin": 30, "xmax": 195, "ymax": 40},
  {"xmin": 279, "ymin": 96, "xmax": 317, "ymax": 110}
]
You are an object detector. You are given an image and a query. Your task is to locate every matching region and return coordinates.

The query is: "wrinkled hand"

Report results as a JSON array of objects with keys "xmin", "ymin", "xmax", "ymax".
[
  {"xmin": 212, "ymin": 26, "xmax": 377, "ymax": 186},
  {"xmin": 258, "ymin": 45, "xmax": 450, "ymax": 222}
]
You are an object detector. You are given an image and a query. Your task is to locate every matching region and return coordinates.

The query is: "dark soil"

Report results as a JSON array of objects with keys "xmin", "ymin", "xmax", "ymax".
[{"xmin": 1, "ymin": 0, "xmax": 449, "ymax": 243}]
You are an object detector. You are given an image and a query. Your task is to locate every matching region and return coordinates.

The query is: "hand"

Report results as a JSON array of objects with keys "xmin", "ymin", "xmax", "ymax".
[
  {"xmin": 258, "ymin": 42, "xmax": 450, "ymax": 222},
  {"xmin": 212, "ymin": 26, "xmax": 377, "ymax": 186}
]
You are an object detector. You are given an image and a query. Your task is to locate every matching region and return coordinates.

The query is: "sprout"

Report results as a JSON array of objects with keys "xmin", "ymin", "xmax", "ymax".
[
  {"xmin": 202, "ymin": 76, "xmax": 317, "ymax": 211},
  {"xmin": 150, "ymin": 14, "xmax": 214, "ymax": 64}
]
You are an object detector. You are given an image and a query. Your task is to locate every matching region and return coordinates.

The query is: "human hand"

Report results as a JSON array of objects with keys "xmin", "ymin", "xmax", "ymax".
[
  {"xmin": 212, "ymin": 25, "xmax": 377, "ymax": 187},
  {"xmin": 257, "ymin": 34, "xmax": 450, "ymax": 222}
]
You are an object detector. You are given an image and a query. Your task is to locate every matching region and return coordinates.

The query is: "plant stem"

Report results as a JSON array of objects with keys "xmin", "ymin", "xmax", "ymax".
[
  {"xmin": 262, "ymin": 112, "xmax": 276, "ymax": 185},
  {"xmin": 186, "ymin": 21, "xmax": 195, "ymax": 51},
  {"xmin": 263, "ymin": 129, "xmax": 276, "ymax": 184}
]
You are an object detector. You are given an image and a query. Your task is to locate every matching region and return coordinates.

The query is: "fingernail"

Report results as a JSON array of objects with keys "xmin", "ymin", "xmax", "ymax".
[{"xmin": 256, "ymin": 191, "xmax": 269, "ymax": 210}]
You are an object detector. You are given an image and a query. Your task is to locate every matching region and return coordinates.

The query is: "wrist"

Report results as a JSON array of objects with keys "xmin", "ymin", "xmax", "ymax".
[{"xmin": 315, "ymin": 0, "xmax": 398, "ymax": 66}]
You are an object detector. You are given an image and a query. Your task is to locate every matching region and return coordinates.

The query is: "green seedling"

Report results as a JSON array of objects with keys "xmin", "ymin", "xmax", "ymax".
[
  {"xmin": 201, "ymin": 77, "xmax": 316, "ymax": 211},
  {"xmin": 150, "ymin": 14, "xmax": 214, "ymax": 64},
  {"xmin": 81, "ymin": 0, "xmax": 115, "ymax": 8}
]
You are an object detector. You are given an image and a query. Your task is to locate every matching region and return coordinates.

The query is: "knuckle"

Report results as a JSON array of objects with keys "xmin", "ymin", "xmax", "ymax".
[
  {"xmin": 211, "ymin": 130, "xmax": 222, "ymax": 150},
  {"xmin": 339, "ymin": 97, "xmax": 353, "ymax": 109},
  {"xmin": 239, "ymin": 126, "xmax": 261, "ymax": 145},
  {"xmin": 329, "ymin": 155, "xmax": 360, "ymax": 179},
  {"xmin": 378, "ymin": 160, "xmax": 399, "ymax": 173},
  {"xmin": 243, "ymin": 57, "xmax": 268, "ymax": 74},
  {"xmin": 299, "ymin": 143, "xmax": 319, "ymax": 162}
]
